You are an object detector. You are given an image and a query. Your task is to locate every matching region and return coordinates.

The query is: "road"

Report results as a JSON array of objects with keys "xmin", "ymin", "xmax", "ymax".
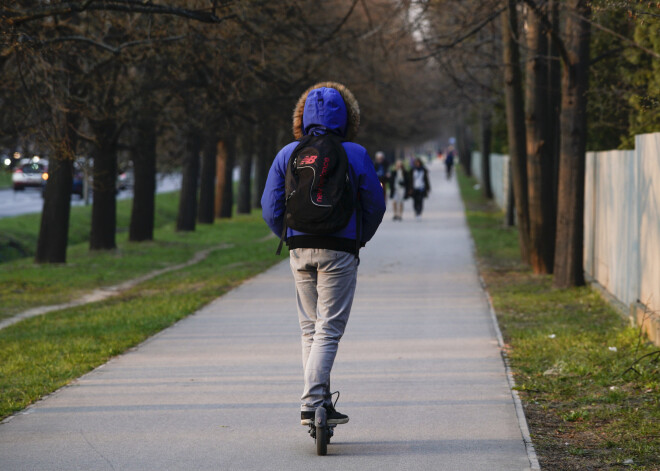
[
  {"xmin": 0, "ymin": 174, "xmax": 181, "ymax": 219},
  {"xmin": 0, "ymin": 160, "xmax": 535, "ymax": 470}
]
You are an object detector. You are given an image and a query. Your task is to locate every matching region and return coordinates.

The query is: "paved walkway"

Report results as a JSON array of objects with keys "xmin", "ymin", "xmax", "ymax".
[{"xmin": 0, "ymin": 160, "xmax": 534, "ymax": 470}]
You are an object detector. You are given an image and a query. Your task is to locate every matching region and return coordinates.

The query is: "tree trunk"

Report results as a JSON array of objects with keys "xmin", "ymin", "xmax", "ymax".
[
  {"xmin": 548, "ymin": 0, "xmax": 562, "ymax": 217},
  {"xmin": 129, "ymin": 117, "xmax": 157, "ymax": 242},
  {"xmin": 237, "ymin": 134, "xmax": 254, "ymax": 214},
  {"xmin": 35, "ymin": 118, "xmax": 75, "ymax": 263},
  {"xmin": 506, "ymin": 161, "xmax": 516, "ymax": 226},
  {"xmin": 215, "ymin": 135, "xmax": 235, "ymax": 218},
  {"xmin": 480, "ymin": 107, "xmax": 493, "ymax": 199},
  {"xmin": 176, "ymin": 130, "xmax": 201, "ymax": 232},
  {"xmin": 501, "ymin": 1, "xmax": 531, "ymax": 263},
  {"xmin": 214, "ymin": 140, "xmax": 226, "ymax": 219},
  {"xmin": 90, "ymin": 119, "xmax": 118, "ymax": 251},
  {"xmin": 456, "ymin": 111, "xmax": 472, "ymax": 177},
  {"xmin": 525, "ymin": 5, "xmax": 556, "ymax": 274},
  {"xmin": 252, "ymin": 127, "xmax": 273, "ymax": 209},
  {"xmin": 553, "ymin": 0, "xmax": 591, "ymax": 288},
  {"xmin": 197, "ymin": 134, "xmax": 217, "ymax": 224}
]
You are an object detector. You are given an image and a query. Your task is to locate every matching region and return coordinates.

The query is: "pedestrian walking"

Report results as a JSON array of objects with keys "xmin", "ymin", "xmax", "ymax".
[
  {"xmin": 374, "ymin": 151, "xmax": 389, "ymax": 204},
  {"xmin": 390, "ymin": 159, "xmax": 410, "ymax": 221},
  {"xmin": 444, "ymin": 140, "xmax": 456, "ymax": 180},
  {"xmin": 261, "ymin": 82, "xmax": 385, "ymax": 427},
  {"xmin": 409, "ymin": 157, "xmax": 430, "ymax": 219}
]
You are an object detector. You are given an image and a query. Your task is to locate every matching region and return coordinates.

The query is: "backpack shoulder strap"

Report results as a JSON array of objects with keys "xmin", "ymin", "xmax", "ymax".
[
  {"xmin": 355, "ymin": 196, "xmax": 361, "ymax": 265},
  {"xmin": 276, "ymin": 221, "xmax": 287, "ymax": 255},
  {"xmin": 275, "ymin": 137, "xmax": 307, "ymax": 255}
]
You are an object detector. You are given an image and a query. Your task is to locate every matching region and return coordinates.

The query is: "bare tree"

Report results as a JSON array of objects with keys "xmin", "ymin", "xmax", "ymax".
[
  {"xmin": 214, "ymin": 136, "xmax": 235, "ymax": 219},
  {"xmin": 3, "ymin": 0, "xmax": 237, "ymax": 258},
  {"xmin": 129, "ymin": 114, "xmax": 157, "ymax": 241},
  {"xmin": 552, "ymin": 0, "xmax": 591, "ymax": 288},
  {"xmin": 89, "ymin": 115, "xmax": 120, "ymax": 250},
  {"xmin": 197, "ymin": 133, "xmax": 218, "ymax": 224},
  {"xmin": 524, "ymin": 2, "xmax": 556, "ymax": 274},
  {"xmin": 177, "ymin": 127, "xmax": 202, "ymax": 232},
  {"xmin": 480, "ymin": 107, "xmax": 494, "ymax": 199},
  {"xmin": 36, "ymin": 112, "xmax": 76, "ymax": 263},
  {"xmin": 501, "ymin": 0, "xmax": 531, "ymax": 263}
]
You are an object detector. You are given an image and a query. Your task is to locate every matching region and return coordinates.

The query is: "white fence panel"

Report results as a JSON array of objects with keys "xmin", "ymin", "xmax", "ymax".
[
  {"xmin": 470, "ymin": 152, "xmax": 510, "ymax": 211},
  {"xmin": 584, "ymin": 149, "xmax": 638, "ymax": 307},
  {"xmin": 469, "ymin": 132, "xmax": 659, "ymax": 325},
  {"xmin": 471, "ymin": 151, "xmax": 483, "ymax": 183},
  {"xmin": 584, "ymin": 132, "xmax": 660, "ymax": 316},
  {"xmin": 490, "ymin": 154, "xmax": 509, "ymax": 210},
  {"xmin": 637, "ymin": 133, "xmax": 660, "ymax": 314}
]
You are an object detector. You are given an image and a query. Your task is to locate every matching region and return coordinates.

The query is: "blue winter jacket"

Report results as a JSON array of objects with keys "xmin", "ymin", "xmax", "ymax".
[{"xmin": 261, "ymin": 87, "xmax": 385, "ymax": 251}]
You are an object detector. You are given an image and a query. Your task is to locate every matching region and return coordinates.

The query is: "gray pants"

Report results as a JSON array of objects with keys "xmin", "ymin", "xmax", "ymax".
[{"xmin": 289, "ymin": 248, "xmax": 358, "ymax": 411}]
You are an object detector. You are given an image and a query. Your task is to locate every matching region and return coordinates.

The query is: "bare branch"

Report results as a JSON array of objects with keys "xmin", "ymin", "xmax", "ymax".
[
  {"xmin": 118, "ymin": 35, "xmax": 187, "ymax": 51},
  {"xmin": 316, "ymin": 0, "xmax": 360, "ymax": 47},
  {"xmin": 3, "ymin": 1, "xmax": 235, "ymax": 27},
  {"xmin": 2, "ymin": 0, "xmax": 96, "ymax": 26},
  {"xmin": 590, "ymin": 46, "xmax": 626, "ymax": 66},
  {"xmin": 40, "ymin": 35, "xmax": 121, "ymax": 54},
  {"xmin": 624, "ymin": 7, "xmax": 660, "ymax": 20},
  {"xmin": 621, "ymin": 350, "xmax": 660, "ymax": 378},
  {"xmin": 408, "ymin": 6, "xmax": 505, "ymax": 62},
  {"xmin": 578, "ymin": 11, "xmax": 660, "ymax": 60},
  {"xmin": 23, "ymin": 34, "xmax": 187, "ymax": 56}
]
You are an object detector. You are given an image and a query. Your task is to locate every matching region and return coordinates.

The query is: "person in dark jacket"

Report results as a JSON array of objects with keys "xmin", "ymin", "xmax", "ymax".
[
  {"xmin": 444, "ymin": 143, "xmax": 456, "ymax": 180},
  {"xmin": 374, "ymin": 151, "xmax": 389, "ymax": 203},
  {"xmin": 261, "ymin": 82, "xmax": 385, "ymax": 426},
  {"xmin": 409, "ymin": 157, "xmax": 430, "ymax": 219}
]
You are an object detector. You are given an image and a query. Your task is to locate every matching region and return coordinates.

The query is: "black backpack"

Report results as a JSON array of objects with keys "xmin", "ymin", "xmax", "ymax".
[{"xmin": 276, "ymin": 133, "xmax": 357, "ymax": 255}]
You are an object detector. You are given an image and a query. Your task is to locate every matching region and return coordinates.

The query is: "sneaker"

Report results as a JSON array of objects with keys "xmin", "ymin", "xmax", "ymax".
[
  {"xmin": 300, "ymin": 391, "xmax": 350, "ymax": 425},
  {"xmin": 326, "ymin": 390, "xmax": 349, "ymax": 424},
  {"xmin": 301, "ymin": 410, "xmax": 315, "ymax": 426},
  {"xmin": 300, "ymin": 406, "xmax": 349, "ymax": 425},
  {"xmin": 325, "ymin": 402, "xmax": 349, "ymax": 424}
]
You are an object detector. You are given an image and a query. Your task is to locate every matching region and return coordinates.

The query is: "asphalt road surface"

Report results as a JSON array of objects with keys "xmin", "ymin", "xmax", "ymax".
[{"xmin": 0, "ymin": 161, "xmax": 534, "ymax": 470}]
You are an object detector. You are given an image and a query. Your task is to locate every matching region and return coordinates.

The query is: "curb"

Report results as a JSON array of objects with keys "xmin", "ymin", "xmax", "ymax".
[
  {"xmin": 457, "ymin": 171, "xmax": 541, "ymax": 470},
  {"xmin": 479, "ymin": 274, "xmax": 541, "ymax": 470}
]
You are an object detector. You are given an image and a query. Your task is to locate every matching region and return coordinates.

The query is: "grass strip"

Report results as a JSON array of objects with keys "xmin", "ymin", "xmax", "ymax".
[
  {"xmin": 457, "ymin": 170, "xmax": 659, "ymax": 470},
  {"xmin": 0, "ymin": 171, "xmax": 11, "ymax": 190},
  {"xmin": 0, "ymin": 192, "xmax": 213, "ymax": 319},
  {"xmin": 0, "ymin": 190, "xmax": 180, "ymax": 263},
  {"xmin": 0, "ymin": 210, "xmax": 284, "ymax": 420}
]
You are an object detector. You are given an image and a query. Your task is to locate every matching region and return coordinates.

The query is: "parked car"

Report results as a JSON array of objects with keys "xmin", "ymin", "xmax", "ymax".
[
  {"xmin": 117, "ymin": 167, "xmax": 134, "ymax": 191},
  {"xmin": 40, "ymin": 162, "xmax": 86, "ymax": 199},
  {"xmin": 71, "ymin": 167, "xmax": 84, "ymax": 197},
  {"xmin": 12, "ymin": 159, "xmax": 48, "ymax": 191},
  {"xmin": 36, "ymin": 158, "xmax": 131, "ymax": 198}
]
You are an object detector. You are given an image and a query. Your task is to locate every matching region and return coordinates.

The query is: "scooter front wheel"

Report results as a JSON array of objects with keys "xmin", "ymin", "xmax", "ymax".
[{"xmin": 316, "ymin": 425, "xmax": 328, "ymax": 456}]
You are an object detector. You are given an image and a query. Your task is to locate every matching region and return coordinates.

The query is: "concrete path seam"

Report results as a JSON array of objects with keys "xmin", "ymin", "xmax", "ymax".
[
  {"xmin": 479, "ymin": 274, "xmax": 542, "ymax": 470},
  {"xmin": 0, "ymin": 243, "xmax": 233, "ymax": 331}
]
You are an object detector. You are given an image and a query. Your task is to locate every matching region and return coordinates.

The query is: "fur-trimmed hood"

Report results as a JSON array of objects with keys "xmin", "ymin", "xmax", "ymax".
[{"xmin": 292, "ymin": 81, "xmax": 360, "ymax": 141}]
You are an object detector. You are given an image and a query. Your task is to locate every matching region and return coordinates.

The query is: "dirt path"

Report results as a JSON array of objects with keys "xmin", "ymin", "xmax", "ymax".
[{"xmin": 0, "ymin": 243, "xmax": 233, "ymax": 331}]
